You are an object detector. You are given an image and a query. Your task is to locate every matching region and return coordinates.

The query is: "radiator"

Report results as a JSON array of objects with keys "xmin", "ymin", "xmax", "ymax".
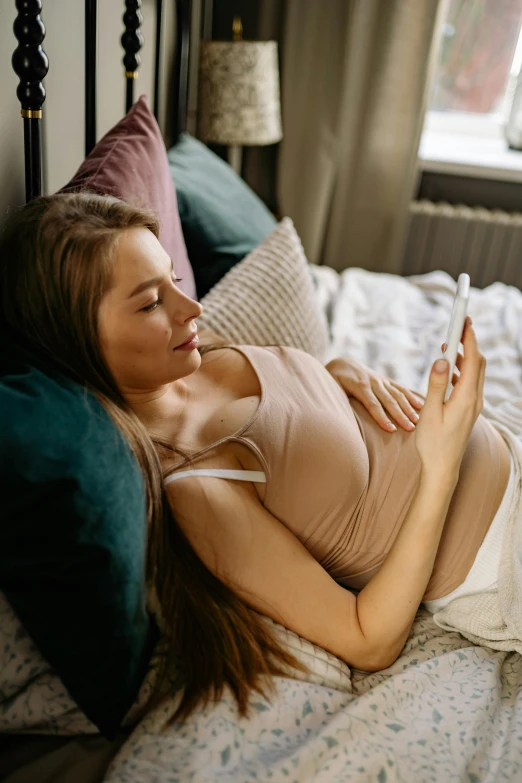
[{"xmin": 403, "ymin": 200, "xmax": 522, "ymax": 290}]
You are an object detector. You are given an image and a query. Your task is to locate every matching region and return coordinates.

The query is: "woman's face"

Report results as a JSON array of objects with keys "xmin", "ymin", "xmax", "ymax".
[{"xmin": 98, "ymin": 227, "xmax": 203, "ymax": 394}]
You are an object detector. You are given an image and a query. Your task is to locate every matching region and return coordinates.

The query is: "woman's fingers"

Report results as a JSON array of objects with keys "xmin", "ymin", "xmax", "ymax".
[
  {"xmin": 453, "ymin": 317, "xmax": 484, "ymax": 400},
  {"xmin": 384, "ymin": 382, "xmax": 421, "ymax": 422},
  {"xmin": 462, "ymin": 317, "xmax": 482, "ymax": 377},
  {"xmin": 442, "ymin": 345, "xmax": 463, "ymax": 372},
  {"xmin": 451, "ymin": 353, "xmax": 463, "ymax": 386},
  {"xmin": 362, "ymin": 394, "xmax": 398, "ymax": 430},
  {"xmin": 438, "ymin": 318, "xmax": 485, "ymax": 415},
  {"xmin": 440, "ymin": 344, "xmax": 463, "ymax": 383},
  {"xmin": 371, "ymin": 384, "xmax": 417, "ymax": 430},
  {"xmin": 399, "ymin": 386, "xmax": 425, "ymax": 410}
]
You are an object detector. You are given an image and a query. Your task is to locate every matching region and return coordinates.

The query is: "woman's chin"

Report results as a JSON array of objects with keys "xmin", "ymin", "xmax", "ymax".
[{"xmin": 171, "ymin": 349, "xmax": 202, "ymax": 376}]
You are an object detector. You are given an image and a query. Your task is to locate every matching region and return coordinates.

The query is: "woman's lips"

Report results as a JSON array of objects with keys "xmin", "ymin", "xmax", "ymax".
[{"xmin": 174, "ymin": 333, "xmax": 199, "ymax": 351}]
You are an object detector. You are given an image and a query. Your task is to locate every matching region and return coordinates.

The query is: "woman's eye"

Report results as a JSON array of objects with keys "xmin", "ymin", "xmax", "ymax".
[
  {"xmin": 141, "ymin": 299, "xmax": 161, "ymax": 312},
  {"xmin": 140, "ymin": 278, "xmax": 183, "ymax": 312}
]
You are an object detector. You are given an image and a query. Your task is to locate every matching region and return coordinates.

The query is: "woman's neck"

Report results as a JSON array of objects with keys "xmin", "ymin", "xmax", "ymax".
[{"xmin": 125, "ymin": 376, "xmax": 196, "ymax": 434}]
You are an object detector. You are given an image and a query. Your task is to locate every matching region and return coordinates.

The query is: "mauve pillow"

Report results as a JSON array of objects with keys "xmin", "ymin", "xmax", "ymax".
[{"xmin": 60, "ymin": 94, "xmax": 196, "ymax": 300}]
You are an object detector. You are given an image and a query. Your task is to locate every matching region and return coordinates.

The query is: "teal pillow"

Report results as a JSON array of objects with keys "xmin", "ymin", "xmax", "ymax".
[
  {"xmin": 0, "ymin": 342, "xmax": 158, "ymax": 739},
  {"xmin": 167, "ymin": 133, "xmax": 277, "ymax": 298}
]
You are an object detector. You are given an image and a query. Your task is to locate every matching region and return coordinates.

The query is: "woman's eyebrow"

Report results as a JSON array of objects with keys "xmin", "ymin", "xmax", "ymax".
[
  {"xmin": 128, "ymin": 277, "xmax": 163, "ymax": 298},
  {"xmin": 128, "ymin": 259, "xmax": 176, "ymax": 299}
]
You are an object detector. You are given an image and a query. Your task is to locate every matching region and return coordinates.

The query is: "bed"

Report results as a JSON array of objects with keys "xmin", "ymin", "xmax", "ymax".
[
  {"xmin": 96, "ymin": 268, "xmax": 522, "ymax": 783},
  {"xmin": 5, "ymin": 2, "xmax": 522, "ymax": 782}
]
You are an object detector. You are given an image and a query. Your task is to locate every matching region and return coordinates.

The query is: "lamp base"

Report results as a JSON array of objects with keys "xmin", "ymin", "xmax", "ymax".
[{"xmin": 227, "ymin": 145, "xmax": 243, "ymax": 175}]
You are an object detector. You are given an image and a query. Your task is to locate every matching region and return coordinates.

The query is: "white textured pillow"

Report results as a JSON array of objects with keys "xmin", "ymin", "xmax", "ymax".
[
  {"xmin": 255, "ymin": 613, "xmax": 352, "ymax": 693},
  {"xmin": 198, "ymin": 218, "xmax": 330, "ymax": 362}
]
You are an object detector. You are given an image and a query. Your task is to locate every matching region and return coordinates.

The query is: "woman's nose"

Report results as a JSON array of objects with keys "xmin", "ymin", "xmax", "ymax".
[
  {"xmin": 174, "ymin": 291, "xmax": 203, "ymax": 323},
  {"xmin": 187, "ymin": 301, "xmax": 203, "ymax": 322}
]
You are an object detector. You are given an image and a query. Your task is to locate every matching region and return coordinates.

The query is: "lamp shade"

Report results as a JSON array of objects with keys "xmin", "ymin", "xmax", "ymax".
[{"xmin": 198, "ymin": 40, "xmax": 283, "ymax": 146}]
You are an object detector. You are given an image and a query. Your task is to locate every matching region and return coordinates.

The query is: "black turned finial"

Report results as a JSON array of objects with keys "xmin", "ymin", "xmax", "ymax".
[
  {"xmin": 122, "ymin": 0, "xmax": 143, "ymax": 111},
  {"xmin": 12, "ymin": 0, "xmax": 48, "ymax": 201},
  {"xmin": 12, "ymin": 0, "xmax": 49, "ymax": 115}
]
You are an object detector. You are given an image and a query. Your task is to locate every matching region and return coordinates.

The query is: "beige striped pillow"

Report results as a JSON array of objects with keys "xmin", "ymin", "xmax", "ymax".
[{"xmin": 198, "ymin": 218, "xmax": 330, "ymax": 361}]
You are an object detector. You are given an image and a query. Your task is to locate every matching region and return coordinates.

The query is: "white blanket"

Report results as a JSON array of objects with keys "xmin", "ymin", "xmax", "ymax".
[
  {"xmin": 104, "ymin": 266, "xmax": 522, "ymax": 783},
  {"xmin": 319, "ymin": 265, "xmax": 522, "ymax": 405}
]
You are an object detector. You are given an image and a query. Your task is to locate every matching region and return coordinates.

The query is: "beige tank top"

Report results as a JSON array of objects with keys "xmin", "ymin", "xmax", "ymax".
[{"xmin": 164, "ymin": 344, "xmax": 506, "ymax": 601}]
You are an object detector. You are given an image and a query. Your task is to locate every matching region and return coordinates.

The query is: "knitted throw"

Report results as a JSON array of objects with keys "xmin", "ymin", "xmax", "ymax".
[{"xmin": 431, "ymin": 397, "xmax": 522, "ymax": 652}]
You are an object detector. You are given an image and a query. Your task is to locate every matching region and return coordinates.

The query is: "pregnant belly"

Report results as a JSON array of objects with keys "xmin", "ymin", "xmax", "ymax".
[
  {"xmin": 457, "ymin": 416, "xmax": 511, "ymax": 539},
  {"xmin": 422, "ymin": 415, "xmax": 512, "ymax": 600},
  {"xmin": 486, "ymin": 425, "xmax": 512, "ymax": 524},
  {"xmin": 337, "ymin": 413, "xmax": 512, "ymax": 598}
]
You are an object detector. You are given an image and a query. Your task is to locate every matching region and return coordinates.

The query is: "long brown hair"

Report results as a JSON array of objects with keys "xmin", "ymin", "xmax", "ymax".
[{"xmin": 0, "ymin": 191, "xmax": 308, "ymax": 724}]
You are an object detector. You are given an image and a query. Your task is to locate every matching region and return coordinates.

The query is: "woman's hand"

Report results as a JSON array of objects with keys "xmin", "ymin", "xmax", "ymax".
[
  {"xmin": 415, "ymin": 316, "xmax": 485, "ymax": 477},
  {"xmin": 325, "ymin": 357, "xmax": 425, "ymax": 433}
]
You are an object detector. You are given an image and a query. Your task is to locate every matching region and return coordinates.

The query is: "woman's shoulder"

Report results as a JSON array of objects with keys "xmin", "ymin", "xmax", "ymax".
[
  {"xmin": 198, "ymin": 340, "xmax": 275, "ymax": 369},
  {"xmin": 199, "ymin": 343, "xmax": 323, "ymax": 387}
]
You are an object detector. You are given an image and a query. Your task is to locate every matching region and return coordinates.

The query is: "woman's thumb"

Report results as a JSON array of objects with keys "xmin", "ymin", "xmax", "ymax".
[{"xmin": 427, "ymin": 358, "xmax": 449, "ymax": 401}]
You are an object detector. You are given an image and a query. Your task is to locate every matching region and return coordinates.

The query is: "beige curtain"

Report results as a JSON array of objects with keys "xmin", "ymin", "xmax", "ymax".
[{"xmin": 272, "ymin": 0, "xmax": 443, "ymax": 273}]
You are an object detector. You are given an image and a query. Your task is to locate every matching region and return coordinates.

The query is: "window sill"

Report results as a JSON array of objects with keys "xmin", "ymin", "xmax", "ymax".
[{"xmin": 419, "ymin": 128, "xmax": 522, "ymax": 184}]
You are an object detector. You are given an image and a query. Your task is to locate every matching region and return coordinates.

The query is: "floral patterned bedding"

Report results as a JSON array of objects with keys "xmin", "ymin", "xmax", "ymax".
[{"xmin": 103, "ymin": 608, "xmax": 522, "ymax": 781}]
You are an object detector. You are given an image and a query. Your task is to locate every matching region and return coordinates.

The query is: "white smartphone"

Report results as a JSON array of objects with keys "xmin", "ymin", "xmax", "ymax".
[{"xmin": 441, "ymin": 273, "xmax": 470, "ymax": 402}]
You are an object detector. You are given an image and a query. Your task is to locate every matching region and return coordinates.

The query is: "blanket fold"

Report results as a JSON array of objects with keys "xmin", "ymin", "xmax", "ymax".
[{"xmin": 431, "ymin": 398, "xmax": 522, "ymax": 652}]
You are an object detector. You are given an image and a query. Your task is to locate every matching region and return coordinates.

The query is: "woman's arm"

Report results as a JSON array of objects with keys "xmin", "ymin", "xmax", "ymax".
[
  {"xmin": 167, "ymin": 475, "xmax": 374, "ymax": 669},
  {"xmin": 166, "ymin": 466, "xmax": 458, "ymax": 671},
  {"xmin": 356, "ymin": 466, "xmax": 457, "ymax": 663}
]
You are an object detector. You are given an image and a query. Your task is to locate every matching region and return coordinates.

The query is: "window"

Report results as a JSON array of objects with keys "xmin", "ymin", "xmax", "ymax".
[
  {"xmin": 430, "ymin": 0, "xmax": 522, "ymax": 120},
  {"xmin": 420, "ymin": 0, "xmax": 522, "ymax": 180}
]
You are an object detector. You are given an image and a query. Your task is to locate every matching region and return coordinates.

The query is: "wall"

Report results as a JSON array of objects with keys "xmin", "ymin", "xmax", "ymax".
[
  {"xmin": 0, "ymin": 0, "xmax": 178, "ymax": 224},
  {"xmin": 417, "ymin": 171, "xmax": 522, "ymax": 213},
  {"xmin": 211, "ymin": 0, "xmax": 260, "ymax": 39}
]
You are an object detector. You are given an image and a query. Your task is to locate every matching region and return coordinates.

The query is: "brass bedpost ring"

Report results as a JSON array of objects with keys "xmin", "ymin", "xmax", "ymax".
[
  {"xmin": 125, "ymin": 71, "xmax": 139, "ymax": 79},
  {"xmin": 21, "ymin": 109, "xmax": 43, "ymax": 119}
]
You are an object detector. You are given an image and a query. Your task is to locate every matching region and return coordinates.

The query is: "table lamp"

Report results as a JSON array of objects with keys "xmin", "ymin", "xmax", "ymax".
[{"xmin": 197, "ymin": 17, "xmax": 283, "ymax": 175}]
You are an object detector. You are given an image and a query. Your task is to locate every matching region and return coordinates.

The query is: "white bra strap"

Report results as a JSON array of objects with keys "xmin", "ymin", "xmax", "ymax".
[{"xmin": 164, "ymin": 469, "xmax": 266, "ymax": 486}]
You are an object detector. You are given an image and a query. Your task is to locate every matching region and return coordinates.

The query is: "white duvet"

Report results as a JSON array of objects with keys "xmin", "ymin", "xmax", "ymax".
[
  {"xmin": 319, "ymin": 265, "xmax": 522, "ymax": 406},
  {"xmin": 105, "ymin": 266, "xmax": 522, "ymax": 783}
]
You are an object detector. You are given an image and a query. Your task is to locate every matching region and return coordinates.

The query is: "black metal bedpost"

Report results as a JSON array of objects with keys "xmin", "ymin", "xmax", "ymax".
[
  {"xmin": 122, "ymin": 0, "xmax": 144, "ymax": 113},
  {"xmin": 173, "ymin": 0, "xmax": 191, "ymax": 144},
  {"xmin": 153, "ymin": 0, "xmax": 164, "ymax": 120},
  {"xmin": 12, "ymin": 0, "xmax": 49, "ymax": 202},
  {"xmin": 85, "ymin": 0, "xmax": 97, "ymax": 156}
]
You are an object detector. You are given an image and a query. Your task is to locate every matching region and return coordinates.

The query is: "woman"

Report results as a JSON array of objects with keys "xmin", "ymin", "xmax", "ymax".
[{"xmin": 0, "ymin": 192, "xmax": 507, "ymax": 725}]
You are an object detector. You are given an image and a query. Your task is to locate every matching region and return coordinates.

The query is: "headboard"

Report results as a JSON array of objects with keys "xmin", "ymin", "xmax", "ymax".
[{"xmin": 11, "ymin": 0, "xmax": 192, "ymax": 203}]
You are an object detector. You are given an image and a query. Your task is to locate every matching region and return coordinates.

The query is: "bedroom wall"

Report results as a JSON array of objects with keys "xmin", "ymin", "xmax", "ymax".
[
  {"xmin": 417, "ymin": 171, "xmax": 522, "ymax": 212},
  {"xmin": 0, "ymin": 0, "xmax": 177, "ymax": 225}
]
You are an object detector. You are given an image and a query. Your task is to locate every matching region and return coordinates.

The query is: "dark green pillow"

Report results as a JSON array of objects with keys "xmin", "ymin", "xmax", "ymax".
[
  {"xmin": 167, "ymin": 133, "xmax": 277, "ymax": 298},
  {"xmin": 0, "ymin": 345, "xmax": 158, "ymax": 739}
]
